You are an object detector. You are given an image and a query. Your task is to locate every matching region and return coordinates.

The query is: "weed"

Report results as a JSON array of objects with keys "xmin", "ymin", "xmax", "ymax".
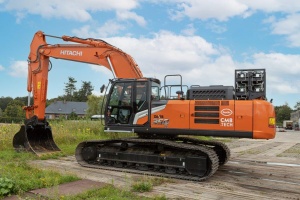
[
  {"xmin": 0, "ymin": 123, "xmax": 20, "ymax": 151},
  {"xmin": 131, "ymin": 180, "xmax": 153, "ymax": 192},
  {"xmin": 65, "ymin": 184, "xmax": 152, "ymax": 200},
  {"xmin": 131, "ymin": 176, "xmax": 173, "ymax": 193},
  {"xmin": 0, "ymin": 177, "xmax": 15, "ymax": 197},
  {"xmin": 0, "ymin": 149, "xmax": 79, "ymax": 198}
]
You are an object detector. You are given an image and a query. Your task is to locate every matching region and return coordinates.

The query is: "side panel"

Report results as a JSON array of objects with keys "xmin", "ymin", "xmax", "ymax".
[
  {"xmin": 234, "ymin": 101, "xmax": 253, "ymax": 132},
  {"xmin": 134, "ymin": 99, "xmax": 275, "ymax": 139},
  {"xmin": 149, "ymin": 101, "xmax": 189, "ymax": 129},
  {"xmin": 253, "ymin": 100, "xmax": 276, "ymax": 139}
]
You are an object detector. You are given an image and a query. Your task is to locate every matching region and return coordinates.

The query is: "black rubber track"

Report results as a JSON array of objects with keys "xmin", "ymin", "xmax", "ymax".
[{"xmin": 75, "ymin": 137, "xmax": 220, "ymax": 181}]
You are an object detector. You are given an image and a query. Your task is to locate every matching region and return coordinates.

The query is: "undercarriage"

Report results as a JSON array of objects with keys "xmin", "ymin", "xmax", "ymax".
[{"xmin": 75, "ymin": 137, "xmax": 230, "ymax": 181}]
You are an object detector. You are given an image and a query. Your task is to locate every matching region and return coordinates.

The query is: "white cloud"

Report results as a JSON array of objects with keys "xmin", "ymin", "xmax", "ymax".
[
  {"xmin": 102, "ymin": 31, "xmax": 219, "ymax": 77},
  {"xmin": 267, "ymin": 14, "xmax": 300, "ymax": 47},
  {"xmin": 181, "ymin": 23, "xmax": 196, "ymax": 36},
  {"xmin": 240, "ymin": 52, "xmax": 300, "ymax": 94},
  {"xmin": 8, "ymin": 61, "xmax": 27, "ymax": 77},
  {"xmin": 205, "ymin": 23, "xmax": 227, "ymax": 34},
  {"xmin": 116, "ymin": 10, "xmax": 146, "ymax": 26},
  {"xmin": 241, "ymin": 0, "xmax": 300, "ymax": 13},
  {"xmin": 166, "ymin": 0, "xmax": 300, "ymax": 21},
  {"xmin": 89, "ymin": 64, "xmax": 114, "ymax": 77},
  {"xmin": 165, "ymin": 1, "xmax": 300, "ymax": 47},
  {"xmin": 252, "ymin": 53, "xmax": 300, "ymax": 75},
  {"xmin": 169, "ymin": 0, "xmax": 248, "ymax": 21},
  {"xmin": 81, "ymin": 31, "xmax": 238, "ymax": 88},
  {"xmin": 72, "ymin": 22, "xmax": 126, "ymax": 38},
  {"xmin": 2, "ymin": 0, "xmax": 140, "ymax": 22},
  {"xmin": 0, "ymin": 65, "xmax": 4, "ymax": 71},
  {"xmin": 86, "ymin": 32, "xmax": 299, "ymax": 96}
]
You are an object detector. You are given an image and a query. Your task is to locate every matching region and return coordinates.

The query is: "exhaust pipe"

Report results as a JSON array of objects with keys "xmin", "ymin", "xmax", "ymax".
[{"xmin": 13, "ymin": 119, "xmax": 60, "ymax": 156}]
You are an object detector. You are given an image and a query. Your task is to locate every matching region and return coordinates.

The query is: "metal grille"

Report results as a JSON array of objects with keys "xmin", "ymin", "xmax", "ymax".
[
  {"xmin": 195, "ymin": 101, "xmax": 220, "ymax": 105},
  {"xmin": 195, "ymin": 112, "xmax": 219, "ymax": 118},
  {"xmin": 195, "ymin": 106, "xmax": 219, "ymax": 111},
  {"xmin": 194, "ymin": 119, "xmax": 219, "ymax": 124}
]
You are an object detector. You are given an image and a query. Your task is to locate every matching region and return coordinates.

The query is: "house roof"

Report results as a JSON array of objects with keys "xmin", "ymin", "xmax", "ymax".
[{"xmin": 46, "ymin": 101, "xmax": 87, "ymax": 115}]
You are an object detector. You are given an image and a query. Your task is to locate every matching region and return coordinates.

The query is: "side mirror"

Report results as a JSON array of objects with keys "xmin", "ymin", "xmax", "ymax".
[{"xmin": 100, "ymin": 84, "xmax": 105, "ymax": 93}]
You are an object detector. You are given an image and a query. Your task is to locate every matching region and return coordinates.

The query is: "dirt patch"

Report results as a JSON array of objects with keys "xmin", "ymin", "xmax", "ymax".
[
  {"xmin": 224, "ymin": 140, "xmax": 254, "ymax": 149},
  {"xmin": 238, "ymin": 142, "xmax": 283, "ymax": 155},
  {"xmin": 278, "ymin": 143, "xmax": 300, "ymax": 158}
]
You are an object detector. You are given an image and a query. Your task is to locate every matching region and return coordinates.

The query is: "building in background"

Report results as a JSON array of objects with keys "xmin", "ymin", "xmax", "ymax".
[
  {"xmin": 290, "ymin": 110, "xmax": 300, "ymax": 130},
  {"xmin": 45, "ymin": 101, "xmax": 87, "ymax": 119}
]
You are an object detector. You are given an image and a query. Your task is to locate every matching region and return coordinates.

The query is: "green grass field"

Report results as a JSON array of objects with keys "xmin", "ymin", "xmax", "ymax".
[{"xmin": 0, "ymin": 121, "xmax": 166, "ymax": 199}]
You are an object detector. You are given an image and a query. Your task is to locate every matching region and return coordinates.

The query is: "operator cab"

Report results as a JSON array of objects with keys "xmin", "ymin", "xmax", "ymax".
[{"xmin": 104, "ymin": 78, "xmax": 161, "ymax": 132}]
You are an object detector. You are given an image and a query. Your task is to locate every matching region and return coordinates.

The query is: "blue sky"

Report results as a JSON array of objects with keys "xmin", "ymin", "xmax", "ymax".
[{"xmin": 0, "ymin": 0, "xmax": 299, "ymax": 107}]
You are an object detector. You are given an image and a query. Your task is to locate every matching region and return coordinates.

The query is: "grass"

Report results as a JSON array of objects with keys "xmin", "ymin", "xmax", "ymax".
[
  {"xmin": 131, "ymin": 176, "xmax": 174, "ymax": 193},
  {"xmin": 62, "ymin": 184, "xmax": 166, "ymax": 200},
  {"xmin": 0, "ymin": 123, "xmax": 20, "ymax": 151},
  {"xmin": 0, "ymin": 149, "xmax": 79, "ymax": 199},
  {"xmin": 50, "ymin": 120, "xmax": 136, "ymax": 155},
  {"xmin": 278, "ymin": 143, "xmax": 300, "ymax": 158},
  {"xmin": 1, "ymin": 119, "xmax": 233, "ymax": 199},
  {"xmin": 132, "ymin": 180, "xmax": 153, "ymax": 193},
  {"xmin": 1, "ymin": 120, "xmax": 167, "ymax": 200}
]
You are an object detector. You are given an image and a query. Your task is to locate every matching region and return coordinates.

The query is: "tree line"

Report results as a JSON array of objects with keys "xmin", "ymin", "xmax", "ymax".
[{"xmin": 0, "ymin": 77, "xmax": 103, "ymax": 122}]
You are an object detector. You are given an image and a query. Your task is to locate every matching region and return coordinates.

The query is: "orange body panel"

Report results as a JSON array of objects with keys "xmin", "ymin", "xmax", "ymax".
[
  {"xmin": 253, "ymin": 100, "xmax": 276, "ymax": 139},
  {"xmin": 136, "ymin": 115, "xmax": 148, "ymax": 125},
  {"xmin": 150, "ymin": 101, "xmax": 190, "ymax": 129},
  {"xmin": 234, "ymin": 101, "xmax": 253, "ymax": 131},
  {"xmin": 137, "ymin": 99, "xmax": 276, "ymax": 139}
]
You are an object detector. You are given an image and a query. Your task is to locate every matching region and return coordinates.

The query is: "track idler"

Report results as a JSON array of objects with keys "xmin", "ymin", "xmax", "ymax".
[{"xmin": 13, "ymin": 116, "xmax": 60, "ymax": 156}]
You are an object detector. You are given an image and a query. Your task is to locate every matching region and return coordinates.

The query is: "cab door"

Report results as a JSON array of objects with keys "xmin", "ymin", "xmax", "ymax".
[
  {"xmin": 132, "ymin": 81, "xmax": 150, "ymax": 125},
  {"xmin": 106, "ymin": 81, "xmax": 133, "ymax": 125},
  {"xmin": 105, "ymin": 80, "xmax": 149, "ymax": 126}
]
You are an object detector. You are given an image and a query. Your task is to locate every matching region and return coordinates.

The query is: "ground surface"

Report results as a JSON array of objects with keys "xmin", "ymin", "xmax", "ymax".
[{"xmin": 27, "ymin": 131, "xmax": 300, "ymax": 199}]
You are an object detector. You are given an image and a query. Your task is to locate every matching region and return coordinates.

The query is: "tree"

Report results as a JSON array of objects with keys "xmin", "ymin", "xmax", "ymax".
[
  {"xmin": 294, "ymin": 101, "xmax": 300, "ymax": 111},
  {"xmin": 68, "ymin": 111, "xmax": 78, "ymax": 120},
  {"xmin": 64, "ymin": 77, "xmax": 77, "ymax": 101},
  {"xmin": 3, "ymin": 99, "xmax": 25, "ymax": 119},
  {"xmin": 0, "ymin": 96, "xmax": 13, "ymax": 111},
  {"xmin": 275, "ymin": 103, "xmax": 292, "ymax": 125},
  {"xmin": 75, "ymin": 81, "xmax": 94, "ymax": 102},
  {"xmin": 86, "ymin": 95, "xmax": 104, "ymax": 118},
  {"xmin": 14, "ymin": 96, "xmax": 34, "ymax": 106},
  {"xmin": 62, "ymin": 77, "xmax": 94, "ymax": 102}
]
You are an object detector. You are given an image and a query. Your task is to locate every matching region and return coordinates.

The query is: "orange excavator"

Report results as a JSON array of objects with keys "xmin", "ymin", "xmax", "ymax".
[{"xmin": 13, "ymin": 31, "xmax": 276, "ymax": 181}]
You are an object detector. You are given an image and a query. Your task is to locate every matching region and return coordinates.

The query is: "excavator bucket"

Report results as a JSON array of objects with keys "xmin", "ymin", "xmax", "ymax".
[{"xmin": 13, "ymin": 125, "xmax": 60, "ymax": 156}]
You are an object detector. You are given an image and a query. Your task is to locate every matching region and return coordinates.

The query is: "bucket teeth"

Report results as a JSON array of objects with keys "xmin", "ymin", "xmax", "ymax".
[{"xmin": 13, "ymin": 125, "xmax": 60, "ymax": 156}]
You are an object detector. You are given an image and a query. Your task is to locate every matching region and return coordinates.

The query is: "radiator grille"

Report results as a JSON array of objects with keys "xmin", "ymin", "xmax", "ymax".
[
  {"xmin": 194, "ymin": 119, "xmax": 219, "ymax": 124},
  {"xmin": 195, "ymin": 106, "xmax": 219, "ymax": 111},
  {"xmin": 195, "ymin": 101, "xmax": 220, "ymax": 105},
  {"xmin": 195, "ymin": 112, "xmax": 219, "ymax": 118},
  {"xmin": 194, "ymin": 103, "xmax": 220, "ymax": 124}
]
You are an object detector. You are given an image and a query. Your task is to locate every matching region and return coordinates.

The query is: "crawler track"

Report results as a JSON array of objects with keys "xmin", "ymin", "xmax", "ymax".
[
  {"xmin": 176, "ymin": 137, "xmax": 231, "ymax": 165},
  {"xmin": 75, "ymin": 137, "xmax": 222, "ymax": 181}
]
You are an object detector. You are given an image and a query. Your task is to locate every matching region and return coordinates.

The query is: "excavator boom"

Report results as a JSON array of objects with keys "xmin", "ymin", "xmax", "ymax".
[{"xmin": 13, "ymin": 31, "xmax": 142, "ymax": 155}]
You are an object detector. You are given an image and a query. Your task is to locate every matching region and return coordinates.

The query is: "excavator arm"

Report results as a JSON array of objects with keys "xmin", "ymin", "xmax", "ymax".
[
  {"xmin": 13, "ymin": 30, "xmax": 143, "ymax": 155},
  {"xmin": 25, "ymin": 31, "xmax": 143, "ymax": 120}
]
